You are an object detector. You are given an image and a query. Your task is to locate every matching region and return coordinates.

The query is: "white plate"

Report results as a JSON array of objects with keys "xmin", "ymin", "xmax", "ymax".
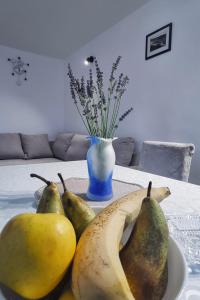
[{"xmin": 163, "ymin": 237, "xmax": 187, "ymax": 299}]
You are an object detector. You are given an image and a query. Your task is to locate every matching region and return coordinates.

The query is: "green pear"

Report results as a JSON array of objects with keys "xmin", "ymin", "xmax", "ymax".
[
  {"xmin": 58, "ymin": 173, "xmax": 95, "ymax": 240},
  {"xmin": 30, "ymin": 173, "xmax": 64, "ymax": 215},
  {"xmin": 120, "ymin": 181, "xmax": 169, "ymax": 300}
]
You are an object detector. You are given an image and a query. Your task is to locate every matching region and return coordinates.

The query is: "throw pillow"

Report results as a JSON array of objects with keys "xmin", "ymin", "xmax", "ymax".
[
  {"xmin": 52, "ymin": 133, "xmax": 74, "ymax": 160},
  {"xmin": 21, "ymin": 134, "xmax": 53, "ymax": 159},
  {"xmin": 112, "ymin": 137, "xmax": 135, "ymax": 166},
  {"xmin": 0, "ymin": 133, "xmax": 25, "ymax": 159},
  {"xmin": 64, "ymin": 134, "xmax": 90, "ymax": 161}
]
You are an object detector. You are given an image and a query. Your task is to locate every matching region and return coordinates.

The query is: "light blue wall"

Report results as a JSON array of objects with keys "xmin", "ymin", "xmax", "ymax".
[
  {"xmin": 0, "ymin": 45, "xmax": 65, "ymax": 140},
  {"xmin": 65, "ymin": 0, "xmax": 200, "ymax": 184}
]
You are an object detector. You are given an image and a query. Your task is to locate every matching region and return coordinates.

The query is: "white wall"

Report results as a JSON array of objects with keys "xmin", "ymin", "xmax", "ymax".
[
  {"xmin": 0, "ymin": 45, "xmax": 65, "ymax": 140},
  {"xmin": 65, "ymin": 0, "xmax": 200, "ymax": 184}
]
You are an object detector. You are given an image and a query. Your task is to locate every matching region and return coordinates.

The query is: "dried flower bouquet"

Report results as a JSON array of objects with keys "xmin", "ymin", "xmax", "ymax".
[{"xmin": 67, "ymin": 56, "xmax": 133, "ymax": 138}]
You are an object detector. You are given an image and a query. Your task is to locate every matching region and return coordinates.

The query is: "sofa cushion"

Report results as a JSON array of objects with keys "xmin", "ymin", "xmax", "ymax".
[
  {"xmin": 112, "ymin": 137, "xmax": 135, "ymax": 166},
  {"xmin": 21, "ymin": 134, "xmax": 53, "ymax": 159},
  {"xmin": 64, "ymin": 134, "xmax": 90, "ymax": 161},
  {"xmin": 0, "ymin": 133, "xmax": 24, "ymax": 159},
  {"xmin": 52, "ymin": 133, "xmax": 74, "ymax": 160}
]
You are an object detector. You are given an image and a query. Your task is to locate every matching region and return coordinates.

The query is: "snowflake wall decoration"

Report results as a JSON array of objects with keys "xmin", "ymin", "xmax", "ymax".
[{"xmin": 7, "ymin": 56, "xmax": 29, "ymax": 86}]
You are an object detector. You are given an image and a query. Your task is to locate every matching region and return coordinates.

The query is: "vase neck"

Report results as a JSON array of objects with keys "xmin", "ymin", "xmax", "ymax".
[
  {"xmin": 87, "ymin": 136, "xmax": 100, "ymax": 145},
  {"xmin": 88, "ymin": 136, "xmax": 113, "ymax": 145}
]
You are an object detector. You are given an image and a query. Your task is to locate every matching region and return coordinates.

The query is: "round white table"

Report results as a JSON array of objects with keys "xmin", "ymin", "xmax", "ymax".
[{"xmin": 0, "ymin": 160, "xmax": 200, "ymax": 211}]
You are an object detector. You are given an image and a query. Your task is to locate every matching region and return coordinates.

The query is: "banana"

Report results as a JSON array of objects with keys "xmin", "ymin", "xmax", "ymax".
[{"xmin": 72, "ymin": 186, "xmax": 170, "ymax": 300}]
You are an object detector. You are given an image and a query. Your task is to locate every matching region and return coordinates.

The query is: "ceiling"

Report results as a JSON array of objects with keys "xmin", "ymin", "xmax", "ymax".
[{"xmin": 0, "ymin": 0, "xmax": 151, "ymax": 59}]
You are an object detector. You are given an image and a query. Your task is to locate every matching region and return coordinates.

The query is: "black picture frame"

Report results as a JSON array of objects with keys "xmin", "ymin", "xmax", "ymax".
[{"xmin": 145, "ymin": 23, "xmax": 172, "ymax": 60}]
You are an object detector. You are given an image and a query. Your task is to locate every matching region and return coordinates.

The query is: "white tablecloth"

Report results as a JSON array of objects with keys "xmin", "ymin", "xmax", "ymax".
[{"xmin": 0, "ymin": 160, "xmax": 200, "ymax": 300}]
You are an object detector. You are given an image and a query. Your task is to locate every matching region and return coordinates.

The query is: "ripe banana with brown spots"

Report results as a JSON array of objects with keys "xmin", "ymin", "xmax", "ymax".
[{"xmin": 72, "ymin": 186, "xmax": 170, "ymax": 300}]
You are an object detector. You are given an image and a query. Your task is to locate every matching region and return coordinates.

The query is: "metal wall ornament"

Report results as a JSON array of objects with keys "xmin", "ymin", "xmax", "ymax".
[
  {"xmin": 7, "ymin": 56, "xmax": 29, "ymax": 86},
  {"xmin": 84, "ymin": 56, "xmax": 95, "ymax": 65}
]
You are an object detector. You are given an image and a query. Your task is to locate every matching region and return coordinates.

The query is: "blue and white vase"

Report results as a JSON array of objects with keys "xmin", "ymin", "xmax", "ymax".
[{"xmin": 86, "ymin": 136, "xmax": 116, "ymax": 201}]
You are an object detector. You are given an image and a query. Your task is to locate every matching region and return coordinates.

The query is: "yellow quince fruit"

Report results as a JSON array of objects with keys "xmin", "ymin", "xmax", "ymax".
[{"xmin": 0, "ymin": 213, "xmax": 76, "ymax": 299}]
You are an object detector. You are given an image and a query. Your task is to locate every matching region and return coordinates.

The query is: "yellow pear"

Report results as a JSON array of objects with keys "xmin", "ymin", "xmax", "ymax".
[
  {"xmin": 0, "ymin": 213, "xmax": 76, "ymax": 299},
  {"xmin": 58, "ymin": 173, "xmax": 95, "ymax": 240},
  {"xmin": 30, "ymin": 173, "xmax": 65, "ymax": 215}
]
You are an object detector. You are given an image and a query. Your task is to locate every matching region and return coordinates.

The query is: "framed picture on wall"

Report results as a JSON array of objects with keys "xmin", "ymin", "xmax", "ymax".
[{"xmin": 145, "ymin": 23, "xmax": 172, "ymax": 60}]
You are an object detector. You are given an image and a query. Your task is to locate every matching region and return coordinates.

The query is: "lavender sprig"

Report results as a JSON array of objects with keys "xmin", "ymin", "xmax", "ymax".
[
  {"xmin": 119, "ymin": 107, "xmax": 133, "ymax": 122},
  {"xmin": 67, "ymin": 57, "xmax": 133, "ymax": 138}
]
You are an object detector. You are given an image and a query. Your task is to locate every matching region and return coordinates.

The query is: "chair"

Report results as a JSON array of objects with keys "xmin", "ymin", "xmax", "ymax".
[{"xmin": 138, "ymin": 141, "xmax": 195, "ymax": 182}]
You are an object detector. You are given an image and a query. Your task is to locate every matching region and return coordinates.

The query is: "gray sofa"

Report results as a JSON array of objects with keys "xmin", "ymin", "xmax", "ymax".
[
  {"xmin": 0, "ymin": 133, "xmax": 195, "ymax": 182},
  {"xmin": 0, "ymin": 133, "xmax": 135, "ymax": 167}
]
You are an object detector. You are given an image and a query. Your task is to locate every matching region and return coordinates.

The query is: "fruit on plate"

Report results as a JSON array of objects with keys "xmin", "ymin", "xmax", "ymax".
[
  {"xmin": 31, "ymin": 173, "xmax": 64, "ymax": 215},
  {"xmin": 58, "ymin": 173, "xmax": 96, "ymax": 240},
  {"xmin": 0, "ymin": 213, "xmax": 76, "ymax": 299},
  {"xmin": 120, "ymin": 182, "xmax": 169, "ymax": 300},
  {"xmin": 72, "ymin": 186, "xmax": 170, "ymax": 300}
]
